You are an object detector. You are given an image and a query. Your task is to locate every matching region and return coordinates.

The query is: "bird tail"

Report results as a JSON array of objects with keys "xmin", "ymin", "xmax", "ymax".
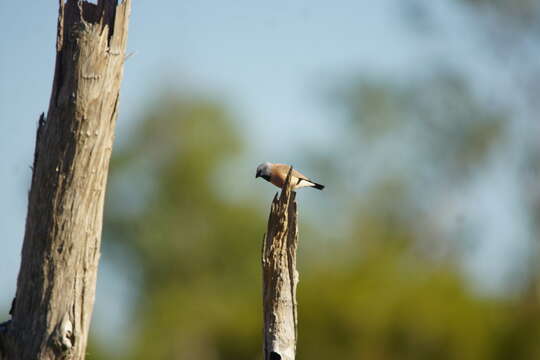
[{"xmin": 312, "ymin": 182, "xmax": 325, "ymax": 190}]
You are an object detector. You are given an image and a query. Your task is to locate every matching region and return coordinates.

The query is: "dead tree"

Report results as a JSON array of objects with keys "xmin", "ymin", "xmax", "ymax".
[
  {"xmin": 0, "ymin": 1, "xmax": 131, "ymax": 358},
  {"xmin": 262, "ymin": 167, "xmax": 299, "ymax": 360}
]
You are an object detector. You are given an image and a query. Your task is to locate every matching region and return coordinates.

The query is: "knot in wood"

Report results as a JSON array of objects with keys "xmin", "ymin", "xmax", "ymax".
[{"xmin": 51, "ymin": 313, "xmax": 74, "ymax": 357}]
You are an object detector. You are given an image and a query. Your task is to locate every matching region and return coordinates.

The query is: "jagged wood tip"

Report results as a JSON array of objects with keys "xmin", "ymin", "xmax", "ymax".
[{"xmin": 261, "ymin": 164, "xmax": 299, "ymax": 360}]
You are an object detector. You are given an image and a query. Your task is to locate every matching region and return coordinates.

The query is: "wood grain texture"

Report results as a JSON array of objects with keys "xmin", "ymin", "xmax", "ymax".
[
  {"xmin": 0, "ymin": 1, "xmax": 131, "ymax": 358},
  {"xmin": 262, "ymin": 167, "xmax": 299, "ymax": 360}
]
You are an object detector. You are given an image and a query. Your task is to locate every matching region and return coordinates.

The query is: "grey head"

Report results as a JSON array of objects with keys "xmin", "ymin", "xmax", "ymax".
[{"xmin": 255, "ymin": 162, "xmax": 272, "ymax": 181}]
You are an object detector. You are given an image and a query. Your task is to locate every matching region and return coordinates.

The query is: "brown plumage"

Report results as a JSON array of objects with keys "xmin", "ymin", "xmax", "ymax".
[{"xmin": 255, "ymin": 162, "xmax": 325, "ymax": 190}]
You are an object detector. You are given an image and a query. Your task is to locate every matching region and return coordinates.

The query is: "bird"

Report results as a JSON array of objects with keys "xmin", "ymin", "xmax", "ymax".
[{"xmin": 255, "ymin": 162, "xmax": 325, "ymax": 190}]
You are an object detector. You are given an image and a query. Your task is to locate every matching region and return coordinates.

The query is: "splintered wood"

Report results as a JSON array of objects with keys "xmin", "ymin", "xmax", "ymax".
[
  {"xmin": 262, "ymin": 167, "xmax": 299, "ymax": 360},
  {"xmin": 0, "ymin": 1, "xmax": 131, "ymax": 359}
]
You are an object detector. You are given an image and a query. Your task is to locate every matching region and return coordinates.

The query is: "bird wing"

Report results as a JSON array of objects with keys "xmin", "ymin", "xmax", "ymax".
[{"xmin": 274, "ymin": 163, "xmax": 311, "ymax": 182}]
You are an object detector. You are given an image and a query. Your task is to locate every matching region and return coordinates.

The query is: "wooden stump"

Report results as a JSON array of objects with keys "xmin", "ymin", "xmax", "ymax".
[{"xmin": 262, "ymin": 167, "xmax": 299, "ymax": 360}]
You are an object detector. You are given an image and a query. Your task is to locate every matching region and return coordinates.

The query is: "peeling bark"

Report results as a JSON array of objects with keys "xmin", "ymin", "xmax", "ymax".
[
  {"xmin": 0, "ymin": 1, "xmax": 131, "ymax": 358},
  {"xmin": 262, "ymin": 167, "xmax": 299, "ymax": 360}
]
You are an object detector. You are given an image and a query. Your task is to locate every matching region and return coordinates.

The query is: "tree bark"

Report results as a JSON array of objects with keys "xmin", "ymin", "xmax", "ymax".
[
  {"xmin": 0, "ymin": 1, "xmax": 131, "ymax": 358},
  {"xmin": 262, "ymin": 167, "xmax": 299, "ymax": 360}
]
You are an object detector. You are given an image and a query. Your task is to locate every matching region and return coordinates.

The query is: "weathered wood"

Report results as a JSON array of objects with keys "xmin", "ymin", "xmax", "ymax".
[
  {"xmin": 0, "ymin": 1, "xmax": 131, "ymax": 358},
  {"xmin": 262, "ymin": 167, "xmax": 299, "ymax": 360}
]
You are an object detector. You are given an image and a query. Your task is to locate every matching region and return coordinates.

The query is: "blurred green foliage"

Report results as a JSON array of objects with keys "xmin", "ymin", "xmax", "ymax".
[
  {"xmin": 90, "ymin": 2, "xmax": 540, "ymax": 354},
  {"xmin": 90, "ymin": 76, "xmax": 540, "ymax": 359},
  {"xmin": 103, "ymin": 95, "xmax": 264, "ymax": 359},
  {"xmin": 337, "ymin": 73, "xmax": 506, "ymax": 180}
]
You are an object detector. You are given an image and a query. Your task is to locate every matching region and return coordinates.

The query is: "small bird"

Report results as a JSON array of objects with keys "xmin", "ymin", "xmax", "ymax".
[{"xmin": 255, "ymin": 162, "xmax": 325, "ymax": 190}]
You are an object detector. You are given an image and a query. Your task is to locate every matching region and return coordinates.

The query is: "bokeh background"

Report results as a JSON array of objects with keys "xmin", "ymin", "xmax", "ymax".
[{"xmin": 2, "ymin": 0, "xmax": 540, "ymax": 359}]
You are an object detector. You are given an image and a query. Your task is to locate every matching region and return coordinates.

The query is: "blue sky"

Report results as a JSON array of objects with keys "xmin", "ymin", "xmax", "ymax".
[{"xmin": 1, "ymin": 0, "xmax": 539, "ymax": 351}]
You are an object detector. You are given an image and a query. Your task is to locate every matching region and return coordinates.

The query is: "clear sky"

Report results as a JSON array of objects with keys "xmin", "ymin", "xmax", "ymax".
[{"xmin": 1, "ymin": 0, "xmax": 538, "ymax": 350}]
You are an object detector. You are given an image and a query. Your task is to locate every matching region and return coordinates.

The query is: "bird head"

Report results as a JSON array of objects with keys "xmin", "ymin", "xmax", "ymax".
[{"xmin": 255, "ymin": 162, "xmax": 272, "ymax": 180}]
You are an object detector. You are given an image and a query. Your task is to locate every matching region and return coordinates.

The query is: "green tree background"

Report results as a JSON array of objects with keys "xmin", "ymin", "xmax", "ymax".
[{"xmin": 86, "ymin": 1, "xmax": 540, "ymax": 359}]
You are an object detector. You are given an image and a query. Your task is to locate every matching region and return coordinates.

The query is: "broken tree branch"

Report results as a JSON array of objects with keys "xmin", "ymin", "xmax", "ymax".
[
  {"xmin": 0, "ymin": 1, "xmax": 131, "ymax": 359},
  {"xmin": 262, "ymin": 166, "xmax": 299, "ymax": 360}
]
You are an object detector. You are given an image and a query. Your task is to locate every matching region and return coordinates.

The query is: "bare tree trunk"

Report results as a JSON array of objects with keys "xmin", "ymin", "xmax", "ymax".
[
  {"xmin": 0, "ymin": 1, "xmax": 131, "ymax": 358},
  {"xmin": 262, "ymin": 167, "xmax": 299, "ymax": 360}
]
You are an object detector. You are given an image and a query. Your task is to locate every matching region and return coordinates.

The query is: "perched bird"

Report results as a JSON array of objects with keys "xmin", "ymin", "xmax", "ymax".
[{"xmin": 255, "ymin": 162, "xmax": 325, "ymax": 190}]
